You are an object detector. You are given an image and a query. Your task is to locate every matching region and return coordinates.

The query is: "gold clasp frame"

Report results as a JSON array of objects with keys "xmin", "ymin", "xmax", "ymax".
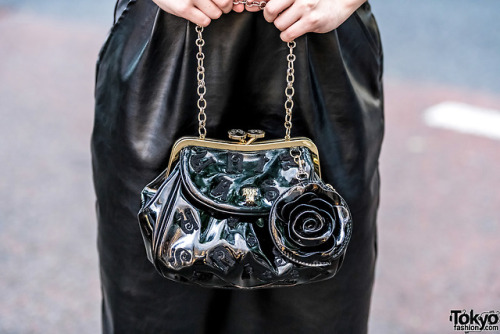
[{"xmin": 165, "ymin": 136, "xmax": 321, "ymax": 178}]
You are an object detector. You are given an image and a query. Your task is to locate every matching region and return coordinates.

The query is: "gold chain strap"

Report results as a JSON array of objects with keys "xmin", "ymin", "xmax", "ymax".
[
  {"xmin": 284, "ymin": 40, "xmax": 296, "ymax": 141},
  {"xmin": 195, "ymin": 25, "xmax": 207, "ymax": 139},
  {"xmin": 196, "ymin": 4, "xmax": 296, "ymax": 140}
]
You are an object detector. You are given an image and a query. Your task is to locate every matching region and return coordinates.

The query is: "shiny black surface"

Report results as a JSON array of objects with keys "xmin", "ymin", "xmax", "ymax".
[
  {"xmin": 138, "ymin": 146, "xmax": 352, "ymax": 288},
  {"xmin": 92, "ymin": 0, "xmax": 383, "ymax": 332},
  {"xmin": 181, "ymin": 145, "xmax": 316, "ymax": 214},
  {"xmin": 269, "ymin": 182, "xmax": 352, "ymax": 266}
]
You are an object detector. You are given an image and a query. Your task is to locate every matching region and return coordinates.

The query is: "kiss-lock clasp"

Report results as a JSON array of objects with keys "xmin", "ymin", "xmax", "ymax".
[{"xmin": 228, "ymin": 129, "xmax": 265, "ymax": 145}]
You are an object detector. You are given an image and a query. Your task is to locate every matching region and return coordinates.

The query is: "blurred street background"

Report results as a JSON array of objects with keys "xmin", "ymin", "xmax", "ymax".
[{"xmin": 0, "ymin": 0, "xmax": 499, "ymax": 333}]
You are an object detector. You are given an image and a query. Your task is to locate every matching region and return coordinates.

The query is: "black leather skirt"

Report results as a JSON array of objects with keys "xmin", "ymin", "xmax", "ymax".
[{"xmin": 91, "ymin": 1, "xmax": 384, "ymax": 332}]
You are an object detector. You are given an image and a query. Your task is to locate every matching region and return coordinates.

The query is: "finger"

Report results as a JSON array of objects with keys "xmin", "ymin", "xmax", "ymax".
[
  {"xmin": 194, "ymin": 0, "xmax": 223, "ymax": 19},
  {"xmin": 183, "ymin": 7, "xmax": 212, "ymax": 27},
  {"xmin": 263, "ymin": 0, "xmax": 295, "ymax": 22},
  {"xmin": 280, "ymin": 18, "xmax": 308, "ymax": 42},
  {"xmin": 212, "ymin": 0, "xmax": 233, "ymax": 13},
  {"xmin": 272, "ymin": 5, "xmax": 301, "ymax": 31},
  {"xmin": 233, "ymin": 3, "xmax": 245, "ymax": 12}
]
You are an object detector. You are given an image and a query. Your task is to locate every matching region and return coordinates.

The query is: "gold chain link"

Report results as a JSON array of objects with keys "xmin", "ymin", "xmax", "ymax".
[
  {"xmin": 195, "ymin": 13, "xmax": 296, "ymax": 140},
  {"xmin": 195, "ymin": 25, "xmax": 208, "ymax": 139},
  {"xmin": 232, "ymin": 0, "xmax": 269, "ymax": 9},
  {"xmin": 284, "ymin": 41, "xmax": 296, "ymax": 141},
  {"xmin": 290, "ymin": 147, "xmax": 309, "ymax": 179}
]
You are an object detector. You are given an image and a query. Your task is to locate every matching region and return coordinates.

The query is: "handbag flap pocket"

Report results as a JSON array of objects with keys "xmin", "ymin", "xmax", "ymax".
[{"xmin": 180, "ymin": 146, "xmax": 316, "ymax": 215}]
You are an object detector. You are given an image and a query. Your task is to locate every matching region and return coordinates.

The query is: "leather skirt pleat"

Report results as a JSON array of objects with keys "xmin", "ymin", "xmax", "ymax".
[{"xmin": 91, "ymin": 1, "xmax": 384, "ymax": 332}]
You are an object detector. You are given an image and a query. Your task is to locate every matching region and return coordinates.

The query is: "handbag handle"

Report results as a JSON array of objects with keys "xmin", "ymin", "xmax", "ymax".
[{"xmin": 195, "ymin": 21, "xmax": 297, "ymax": 141}]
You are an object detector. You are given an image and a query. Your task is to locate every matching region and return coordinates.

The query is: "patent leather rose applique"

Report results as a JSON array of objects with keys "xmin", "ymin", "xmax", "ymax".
[{"xmin": 269, "ymin": 182, "xmax": 352, "ymax": 266}]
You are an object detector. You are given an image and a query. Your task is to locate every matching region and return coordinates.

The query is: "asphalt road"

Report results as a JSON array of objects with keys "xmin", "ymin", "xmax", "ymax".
[
  {"xmin": 0, "ymin": 1, "xmax": 499, "ymax": 333},
  {"xmin": 372, "ymin": 0, "xmax": 500, "ymax": 94}
]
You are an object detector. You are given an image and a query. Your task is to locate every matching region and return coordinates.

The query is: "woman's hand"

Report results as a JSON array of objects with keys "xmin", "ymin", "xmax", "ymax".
[
  {"xmin": 263, "ymin": 0, "xmax": 367, "ymax": 42},
  {"xmin": 152, "ymin": 0, "xmax": 234, "ymax": 27},
  {"xmin": 152, "ymin": 0, "xmax": 365, "ymax": 41}
]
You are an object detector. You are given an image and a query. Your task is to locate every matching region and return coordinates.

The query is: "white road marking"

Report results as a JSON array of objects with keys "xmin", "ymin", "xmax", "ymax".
[{"xmin": 424, "ymin": 102, "xmax": 500, "ymax": 141}]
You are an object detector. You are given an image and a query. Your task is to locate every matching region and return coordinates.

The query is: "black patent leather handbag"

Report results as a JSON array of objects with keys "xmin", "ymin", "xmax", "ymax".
[{"xmin": 137, "ymin": 25, "xmax": 352, "ymax": 289}]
